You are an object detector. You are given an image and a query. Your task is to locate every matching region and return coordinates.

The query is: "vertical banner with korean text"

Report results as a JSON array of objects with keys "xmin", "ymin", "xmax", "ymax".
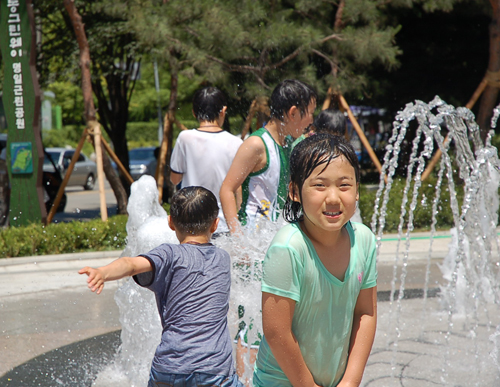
[{"xmin": 0, "ymin": 0, "xmax": 47, "ymax": 226}]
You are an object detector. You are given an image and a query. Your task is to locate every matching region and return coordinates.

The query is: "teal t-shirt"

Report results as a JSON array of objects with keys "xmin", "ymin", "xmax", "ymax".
[{"xmin": 253, "ymin": 221, "xmax": 377, "ymax": 387}]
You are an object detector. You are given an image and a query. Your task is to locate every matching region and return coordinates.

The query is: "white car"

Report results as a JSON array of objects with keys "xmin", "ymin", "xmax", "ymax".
[{"xmin": 43, "ymin": 147, "xmax": 97, "ymax": 190}]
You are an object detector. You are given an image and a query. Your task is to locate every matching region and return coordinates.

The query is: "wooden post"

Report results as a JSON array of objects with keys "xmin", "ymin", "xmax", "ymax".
[
  {"xmin": 255, "ymin": 96, "xmax": 270, "ymax": 130},
  {"xmin": 93, "ymin": 122, "xmax": 108, "ymax": 221},
  {"xmin": 330, "ymin": 93, "xmax": 350, "ymax": 140},
  {"xmin": 46, "ymin": 129, "xmax": 88, "ymax": 224},
  {"xmin": 156, "ymin": 113, "xmax": 171, "ymax": 202},
  {"xmin": 420, "ymin": 78, "xmax": 489, "ymax": 181},
  {"xmin": 174, "ymin": 117, "xmax": 188, "ymax": 131},
  {"xmin": 322, "ymin": 87, "xmax": 334, "ymax": 111},
  {"xmin": 338, "ymin": 95, "xmax": 383, "ymax": 174},
  {"xmin": 100, "ymin": 137, "xmax": 134, "ymax": 185},
  {"xmin": 64, "ymin": 0, "xmax": 128, "ymax": 216},
  {"xmin": 240, "ymin": 99, "xmax": 257, "ymax": 139},
  {"xmin": 467, "ymin": 78, "xmax": 489, "ymax": 109}
]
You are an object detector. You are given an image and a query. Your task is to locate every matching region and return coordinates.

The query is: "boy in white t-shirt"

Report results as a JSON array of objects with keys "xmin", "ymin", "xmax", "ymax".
[{"xmin": 170, "ymin": 87, "xmax": 242, "ymax": 234}]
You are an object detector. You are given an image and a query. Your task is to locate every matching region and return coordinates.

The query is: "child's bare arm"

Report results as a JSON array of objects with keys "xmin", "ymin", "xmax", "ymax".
[
  {"xmin": 78, "ymin": 256, "xmax": 152, "ymax": 295},
  {"xmin": 170, "ymin": 171, "xmax": 183, "ymax": 185},
  {"xmin": 262, "ymin": 292, "xmax": 322, "ymax": 387},
  {"xmin": 220, "ymin": 137, "xmax": 265, "ymax": 234},
  {"xmin": 338, "ymin": 286, "xmax": 377, "ymax": 387}
]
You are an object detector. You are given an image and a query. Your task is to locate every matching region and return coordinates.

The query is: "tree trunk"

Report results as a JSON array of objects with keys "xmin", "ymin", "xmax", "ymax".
[
  {"xmin": 108, "ymin": 72, "xmax": 132, "ymax": 195},
  {"xmin": 63, "ymin": 0, "xmax": 128, "ymax": 214},
  {"xmin": 92, "ymin": 136, "xmax": 128, "ymax": 214},
  {"xmin": 63, "ymin": 0, "xmax": 94, "ymax": 122},
  {"xmin": 331, "ymin": 0, "xmax": 345, "ymax": 79},
  {"xmin": 91, "ymin": 57, "xmax": 139, "ymax": 196},
  {"xmin": 109, "ymin": 128, "xmax": 131, "ymax": 196},
  {"xmin": 476, "ymin": 0, "xmax": 500, "ymax": 143}
]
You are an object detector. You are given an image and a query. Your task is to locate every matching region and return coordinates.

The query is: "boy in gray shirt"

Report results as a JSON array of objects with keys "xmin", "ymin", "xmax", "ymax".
[{"xmin": 79, "ymin": 186, "xmax": 243, "ymax": 387}]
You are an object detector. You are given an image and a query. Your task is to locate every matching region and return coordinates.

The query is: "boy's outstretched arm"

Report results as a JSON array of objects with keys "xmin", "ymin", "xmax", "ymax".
[
  {"xmin": 262, "ymin": 292, "xmax": 322, "ymax": 387},
  {"xmin": 338, "ymin": 286, "xmax": 377, "ymax": 387},
  {"xmin": 79, "ymin": 256, "xmax": 152, "ymax": 295},
  {"xmin": 220, "ymin": 136, "xmax": 265, "ymax": 234}
]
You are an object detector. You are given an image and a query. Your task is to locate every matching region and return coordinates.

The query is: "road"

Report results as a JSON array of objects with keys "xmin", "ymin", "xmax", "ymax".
[{"xmin": 52, "ymin": 179, "xmax": 118, "ymax": 223}]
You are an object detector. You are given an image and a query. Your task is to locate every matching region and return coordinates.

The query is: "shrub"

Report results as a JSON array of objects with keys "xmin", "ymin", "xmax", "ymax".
[
  {"xmin": 0, "ymin": 173, "xmax": 468, "ymax": 259},
  {"xmin": 0, "ymin": 215, "xmax": 128, "ymax": 258},
  {"xmin": 359, "ymin": 177, "xmax": 464, "ymax": 233}
]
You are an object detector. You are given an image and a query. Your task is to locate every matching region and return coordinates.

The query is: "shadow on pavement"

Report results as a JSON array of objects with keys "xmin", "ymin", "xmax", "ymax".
[{"xmin": 0, "ymin": 330, "xmax": 121, "ymax": 387}]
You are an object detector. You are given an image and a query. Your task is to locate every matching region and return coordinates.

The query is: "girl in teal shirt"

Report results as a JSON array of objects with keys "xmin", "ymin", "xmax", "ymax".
[{"xmin": 253, "ymin": 133, "xmax": 377, "ymax": 387}]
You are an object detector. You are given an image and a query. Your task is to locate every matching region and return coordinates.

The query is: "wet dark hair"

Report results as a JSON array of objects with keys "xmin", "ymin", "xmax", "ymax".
[
  {"xmin": 269, "ymin": 79, "xmax": 317, "ymax": 121},
  {"xmin": 170, "ymin": 186, "xmax": 219, "ymax": 234},
  {"xmin": 313, "ymin": 109, "xmax": 347, "ymax": 136},
  {"xmin": 283, "ymin": 133, "xmax": 360, "ymax": 223},
  {"xmin": 192, "ymin": 87, "xmax": 227, "ymax": 122}
]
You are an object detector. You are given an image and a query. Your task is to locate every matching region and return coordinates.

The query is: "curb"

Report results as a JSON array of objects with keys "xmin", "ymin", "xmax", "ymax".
[
  {"xmin": 0, "ymin": 250, "xmax": 123, "ymax": 267},
  {"xmin": 377, "ymin": 287, "xmax": 440, "ymax": 302}
]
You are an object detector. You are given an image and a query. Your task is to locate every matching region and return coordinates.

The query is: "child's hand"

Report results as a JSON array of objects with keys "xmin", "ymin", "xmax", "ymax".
[{"xmin": 78, "ymin": 267, "xmax": 105, "ymax": 294}]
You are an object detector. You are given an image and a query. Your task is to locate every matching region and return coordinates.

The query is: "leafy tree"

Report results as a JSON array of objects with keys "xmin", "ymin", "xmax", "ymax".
[
  {"xmin": 34, "ymin": 0, "xmax": 495, "ymax": 195},
  {"xmin": 45, "ymin": 81, "xmax": 84, "ymax": 125},
  {"xmin": 62, "ymin": 0, "xmax": 129, "ymax": 215},
  {"xmin": 36, "ymin": 0, "xmax": 145, "ymax": 211},
  {"xmin": 115, "ymin": 0, "xmax": 404, "ymax": 129},
  {"xmin": 128, "ymin": 60, "xmax": 202, "ymax": 123},
  {"xmin": 107, "ymin": 0, "xmax": 218, "ymax": 194}
]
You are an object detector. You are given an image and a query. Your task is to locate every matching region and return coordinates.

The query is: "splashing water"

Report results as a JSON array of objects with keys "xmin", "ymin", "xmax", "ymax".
[
  {"xmin": 92, "ymin": 175, "xmax": 282, "ymax": 386},
  {"xmin": 93, "ymin": 96, "xmax": 500, "ymax": 386},
  {"xmin": 371, "ymin": 96, "xmax": 500, "ymax": 384},
  {"xmin": 93, "ymin": 176, "xmax": 177, "ymax": 386},
  {"xmin": 213, "ymin": 220, "xmax": 285, "ymax": 383}
]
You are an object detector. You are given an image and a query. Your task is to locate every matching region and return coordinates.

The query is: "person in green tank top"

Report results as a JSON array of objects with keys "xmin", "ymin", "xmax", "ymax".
[
  {"xmin": 253, "ymin": 134, "xmax": 377, "ymax": 387},
  {"xmin": 220, "ymin": 79, "xmax": 317, "ymax": 235}
]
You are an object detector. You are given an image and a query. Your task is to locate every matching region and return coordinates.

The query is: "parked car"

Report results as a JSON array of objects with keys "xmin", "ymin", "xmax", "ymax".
[
  {"xmin": 0, "ymin": 133, "xmax": 6, "ymax": 151},
  {"xmin": 123, "ymin": 146, "xmax": 171, "ymax": 202},
  {"xmin": 128, "ymin": 146, "xmax": 158, "ymax": 180},
  {"xmin": 40, "ymin": 152, "xmax": 68, "ymax": 214},
  {"xmin": 44, "ymin": 147, "xmax": 97, "ymax": 190}
]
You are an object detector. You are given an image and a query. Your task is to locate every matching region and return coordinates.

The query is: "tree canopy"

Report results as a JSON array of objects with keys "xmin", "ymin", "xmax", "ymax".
[
  {"xmin": 33, "ymin": 0, "xmax": 494, "ymax": 123},
  {"xmin": 118, "ymin": 0, "xmax": 403, "ymax": 106},
  {"xmin": 5, "ymin": 0, "xmax": 491, "ymax": 190},
  {"xmin": 77, "ymin": 0, "xmax": 491, "ymax": 119}
]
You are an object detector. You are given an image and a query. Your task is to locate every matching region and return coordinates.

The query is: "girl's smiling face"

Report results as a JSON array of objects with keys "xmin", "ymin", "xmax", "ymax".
[{"xmin": 293, "ymin": 155, "xmax": 359, "ymax": 236}]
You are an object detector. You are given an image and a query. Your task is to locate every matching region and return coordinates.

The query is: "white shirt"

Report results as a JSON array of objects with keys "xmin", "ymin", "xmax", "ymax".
[{"xmin": 170, "ymin": 129, "xmax": 242, "ymax": 232}]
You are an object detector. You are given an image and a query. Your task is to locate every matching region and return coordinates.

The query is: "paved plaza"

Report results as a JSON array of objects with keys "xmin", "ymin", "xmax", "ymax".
[{"xmin": 1, "ymin": 230, "xmax": 499, "ymax": 386}]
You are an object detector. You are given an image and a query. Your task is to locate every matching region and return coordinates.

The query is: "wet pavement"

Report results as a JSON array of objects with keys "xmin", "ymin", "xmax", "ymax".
[
  {"xmin": 1, "ymin": 230, "xmax": 499, "ymax": 386},
  {"xmin": 51, "ymin": 182, "xmax": 118, "ymax": 224},
  {"xmin": 0, "ymin": 253, "xmax": 122, "ymax": 386}
]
